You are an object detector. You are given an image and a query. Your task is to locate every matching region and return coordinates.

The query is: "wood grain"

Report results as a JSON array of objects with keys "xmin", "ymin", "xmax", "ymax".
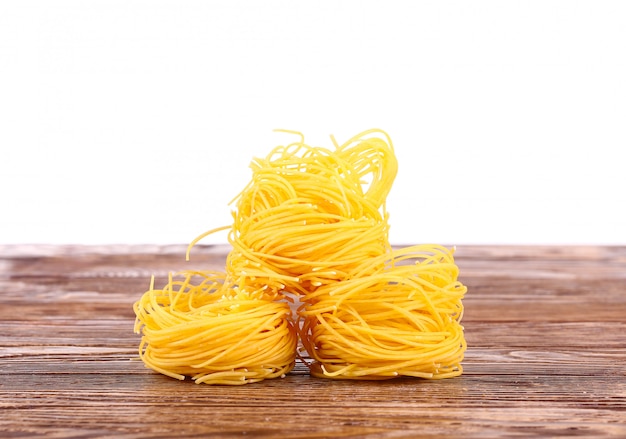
[{"xmin": 1, "ymin": 244, "xmax": 625, "ymax": 438}]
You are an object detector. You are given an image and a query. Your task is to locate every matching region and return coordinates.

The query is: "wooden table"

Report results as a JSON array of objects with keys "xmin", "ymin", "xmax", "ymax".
[{"xmin": 1, "ymin": 244, "xmax": 625, "ymax": 438}]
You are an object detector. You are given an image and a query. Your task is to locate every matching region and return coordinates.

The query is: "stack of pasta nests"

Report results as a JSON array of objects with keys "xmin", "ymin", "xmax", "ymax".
[{"xmin": 134, "ymin": 129, "xmax": 467, "ymax": 384}]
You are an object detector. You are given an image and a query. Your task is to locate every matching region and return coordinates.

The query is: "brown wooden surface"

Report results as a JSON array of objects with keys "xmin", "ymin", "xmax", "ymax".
[{"xmin": 1, "ymin": 244, "xmax": 625, "ymax": 438}]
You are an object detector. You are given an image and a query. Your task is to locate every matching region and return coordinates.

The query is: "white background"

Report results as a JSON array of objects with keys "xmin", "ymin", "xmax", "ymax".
[{"xmin": 1, "ymin": 1, "xmax": 625, "ymax": 246}]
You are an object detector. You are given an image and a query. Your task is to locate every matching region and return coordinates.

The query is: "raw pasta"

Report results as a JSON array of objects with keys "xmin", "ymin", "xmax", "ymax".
[{"xmin": 133, "ymin": 128, "xmax": 466, "ymax": 383}]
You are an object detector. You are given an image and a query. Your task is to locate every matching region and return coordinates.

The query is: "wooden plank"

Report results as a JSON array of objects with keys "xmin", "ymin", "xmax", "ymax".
[{"xmin": 1, "ymin": 245, "xmax": 625, "ymax": 438}]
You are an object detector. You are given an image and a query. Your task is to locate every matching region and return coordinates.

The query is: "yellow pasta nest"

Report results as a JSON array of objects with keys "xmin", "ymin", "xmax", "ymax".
[
  {"xmin": 133, "ymin": 271, "xmax": 297, "ymax": 384},
  {"xmin": 133, "ymin": 128, "xmax": 467, "ymax": 384},
  {"xmin": 299, "ymin": 245, "xmax": 466, "ymax": 379}
]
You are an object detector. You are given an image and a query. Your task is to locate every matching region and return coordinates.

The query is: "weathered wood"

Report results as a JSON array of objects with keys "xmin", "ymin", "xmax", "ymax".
[{"xmin": 1, "ymin": 245, "xmax": 625, "ymax": 438}]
